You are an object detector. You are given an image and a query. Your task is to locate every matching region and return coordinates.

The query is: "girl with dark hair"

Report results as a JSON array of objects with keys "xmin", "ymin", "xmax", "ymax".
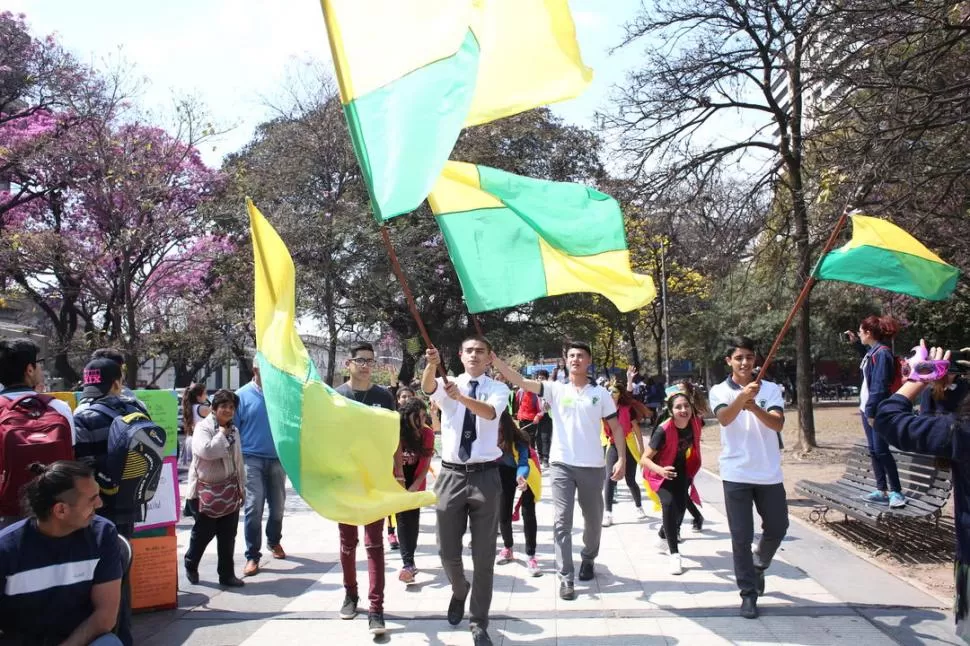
[
  {"xmin": 875, "ymin": 341, "xmax": 970, "ymax": 643},
  {"xmin": 496, "ymin": 410, "xmax": 542, "ymax": 576},
  {"xmin": 180, "ymin": 383, "xmax": 210, "ymax": 468},
  {"xmin": 846, "ymin": 315, "xmax": 906, "ymax": 508},
  {"xmin": 641, "ymin": 381, "xmax": 709, "ymax": 575},
  {"xmin": 602, "ymin": 371, "xmax": 650, "ymax": 527},
  {"xmin": 395, "ymin": 399, "xmax": 435, "ymax": 584},
  {"xmin": 184, "ymin": 389, "xmax": 246, "ymax": 587}
]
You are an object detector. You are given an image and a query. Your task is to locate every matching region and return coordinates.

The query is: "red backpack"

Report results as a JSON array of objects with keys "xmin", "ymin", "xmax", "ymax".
[
  {"xmin": 871, "ymin": 347, "xmax": 906, "ymax": 394},
  {"xmin": 0, "ymin": 394, "xmax": 74, "ymax": 516}
]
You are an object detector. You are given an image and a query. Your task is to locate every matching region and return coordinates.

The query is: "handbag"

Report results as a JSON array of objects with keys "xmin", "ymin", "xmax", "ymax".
[{"xmin": 196, "ymin": 477, "xmax": 241, "ymax": 518}]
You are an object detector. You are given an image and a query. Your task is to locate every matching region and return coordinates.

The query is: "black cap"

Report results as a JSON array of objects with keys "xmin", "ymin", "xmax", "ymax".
[{"xmin": 81, "ymin": 358, "xmax": 122, "ymax": 399}]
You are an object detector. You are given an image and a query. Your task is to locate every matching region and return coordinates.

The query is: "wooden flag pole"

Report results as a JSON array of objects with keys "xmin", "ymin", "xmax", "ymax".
[
  {"xmin": 471, "ymin": 314, "xmax": 485, "ymax": 336},
  {"xmin": 758, "ymin": 202, "xmax": 857, "ymax": 381},
  {"xmin": 379, "ymin": 225, "xmax": 450, "ymax": 381}
]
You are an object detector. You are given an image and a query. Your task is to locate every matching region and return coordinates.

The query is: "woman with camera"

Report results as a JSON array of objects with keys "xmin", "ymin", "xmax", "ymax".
[{"xmin": 845, "ymin": 315, "xmax": 906, "ymax": 508}]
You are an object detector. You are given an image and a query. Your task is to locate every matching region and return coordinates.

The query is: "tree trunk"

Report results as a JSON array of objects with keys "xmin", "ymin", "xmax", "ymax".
[
  {"xmin": 397, "ymin": 341, "xmax": 416, "ymax": 386},
  {"xmin": 54, "ymin": 350, "xmax": 79, "ymax": 390},
  {"xmin": 626, "ymin": 316, "xmax": 641, "ymax": 369},
  {"xmin": 791, "ymin": 173, "xmax": 817, "ymax": 451},
  {"xmin": 124, "ymin": 349, "xmax": 138, "ymax": 389}
]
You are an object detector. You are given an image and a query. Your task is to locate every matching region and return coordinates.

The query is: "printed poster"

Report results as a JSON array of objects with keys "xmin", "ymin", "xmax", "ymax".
[
  {"xmin": 130, "ymin": 532, "xmax": 178, "ymax": 611},
  {"xmin": 134, "ymin": 457, "xmax": 179, "ymax": 532}
]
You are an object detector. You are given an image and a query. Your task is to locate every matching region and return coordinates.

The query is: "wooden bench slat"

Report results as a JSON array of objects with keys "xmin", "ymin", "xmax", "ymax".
[{"xmin": 794, "ymin": 443, "xmax": 952, "ymax": 531}]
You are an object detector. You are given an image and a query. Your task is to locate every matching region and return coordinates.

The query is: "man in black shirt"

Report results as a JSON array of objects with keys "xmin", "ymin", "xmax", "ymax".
[{"xmin": 333, "ymin": 342, "xmax": 396, "ymax": 637}]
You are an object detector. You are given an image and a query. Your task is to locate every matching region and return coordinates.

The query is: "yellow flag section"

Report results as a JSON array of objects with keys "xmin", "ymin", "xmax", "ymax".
[
  {"xmin": 511, "ymin": 444, "xmax": 542, "ymax": 502},
  {"xmin": 248, "ymin": 199, "xmax": 436, "ymax": 524},
  {"xmin": 319, "ymin": 0, "xmax": 592, "ymax": 221}
]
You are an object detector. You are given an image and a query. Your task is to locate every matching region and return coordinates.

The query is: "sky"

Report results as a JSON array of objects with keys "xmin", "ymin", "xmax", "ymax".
[{"xmin": 6, "ymin": 0, "xmax": 647, "ymax": 168}]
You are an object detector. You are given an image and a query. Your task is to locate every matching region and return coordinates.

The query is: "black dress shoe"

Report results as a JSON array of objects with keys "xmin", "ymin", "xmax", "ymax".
[
  {"xmin": 471, "ymin": 626, "xmax": 493, "ymax": 645},
  {"xmin": 219, "ymin": 576, "xmax": 245, "ymax": 587},
  {"xmin": 740, "ymin": 596, "xmax": 758, "ymax": 619},
  {"xmin": 185, "ymin": 566, "xmax": 199, "ymax": 585},
  {"xmin": 447, "ymin": 593, "xmax": 467, "ymax": 626},
  {"xmin": 578, "ymin": 559, "xmax": 595, "ymax": 581},
  {"xmin": 559, "ymin": 581, "xmax": 576, "ymax": 600}
]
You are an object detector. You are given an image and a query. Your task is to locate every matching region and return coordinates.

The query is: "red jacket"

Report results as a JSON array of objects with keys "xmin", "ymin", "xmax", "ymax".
[
  {"xmin": 515, "ymin": 389, "xmax": 542, "ymax": 422},
  {"xmin": 645, "ymin": 416, "xmax": 703, "ymax": 506}
]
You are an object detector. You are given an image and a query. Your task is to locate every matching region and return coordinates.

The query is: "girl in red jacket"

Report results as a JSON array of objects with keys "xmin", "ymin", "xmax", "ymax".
[
  {"xmin": 641, "ymin": 381, "xmax": 708, "ymax": 575},
  {"xmin": 395, "ymin": 399, "xmax": 435, "ymax": 584}
]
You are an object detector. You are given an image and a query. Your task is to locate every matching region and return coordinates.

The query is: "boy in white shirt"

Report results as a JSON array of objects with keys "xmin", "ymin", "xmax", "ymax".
[
  {"xmin": 492, "ymin": 342, "xmax": 625, "ymax": 601},
  {"xmin": 422, "ymin": 337, "xmax": 509, "ymax": 646},
  {"xmin": 709, "ymin": 336, "xmax": 789, "ymax": 620}
]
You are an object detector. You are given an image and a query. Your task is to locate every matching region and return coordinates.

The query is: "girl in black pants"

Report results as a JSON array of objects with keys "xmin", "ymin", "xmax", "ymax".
[
  {"xmin": 641, "ymin": 382, "xmax": 708, "ymax": 575},
  {"xmin": 602, "ymin": 378, "xmax": 649, "ymax": 526},
  {"xmin": 395, "ymin": 399, "xmax": 435, "ymax": 584},
  {"xmin": 496, "ymin": 412, "xmax": 541, "ymax": 577}
]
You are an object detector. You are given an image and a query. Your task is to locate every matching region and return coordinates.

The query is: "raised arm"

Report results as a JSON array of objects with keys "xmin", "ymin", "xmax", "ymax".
[{"xmin": 490, "ymin": 353, "xmax": 542, "ymax": 394}]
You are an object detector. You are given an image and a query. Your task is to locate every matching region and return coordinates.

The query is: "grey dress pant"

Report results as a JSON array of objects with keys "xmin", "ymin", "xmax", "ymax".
[
  {"xmin": 435, "ymin": 464, "xmax": 501, "ymax": 630},
  {"xmin": 550, "ymin": 462, "xmax": 606, "ymax": 583}
]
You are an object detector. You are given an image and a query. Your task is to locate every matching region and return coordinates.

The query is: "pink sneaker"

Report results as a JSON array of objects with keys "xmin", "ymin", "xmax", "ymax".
[
  {"xmin": 398, "ymin": 566, "xmax": 416, "ymax": 584},
  {"xmin": 497, "ymin": 547, "xmax": 513, "ymax": 564},
  {"xmin": 527, "ymin": 557, "xmax": 541, "ymax": 577}
]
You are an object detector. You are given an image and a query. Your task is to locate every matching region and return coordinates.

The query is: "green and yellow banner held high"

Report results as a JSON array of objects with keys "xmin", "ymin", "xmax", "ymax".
[
  {"xmin": 320, "ymin": 0, "xmax": 592, "ymax": 221},
  {"xmin": 429, "ymin": 162, "xmax": 656, "ymax": 313},
  {"xmin": 816, "ymin": 214, "xmax": 959, "ymax": 301},
  {"xmin": 248, "ymin": 199, "xmax": 436, "ymax": 525}
]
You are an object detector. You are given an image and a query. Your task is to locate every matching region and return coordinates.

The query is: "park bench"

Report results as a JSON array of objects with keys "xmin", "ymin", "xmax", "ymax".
[{"xmin": 795, "ymin": 443, "xmax": 951, "ymax": 553}]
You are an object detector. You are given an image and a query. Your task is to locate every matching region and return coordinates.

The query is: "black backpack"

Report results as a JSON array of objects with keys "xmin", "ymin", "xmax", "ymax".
[{"xmin": 90, "ymin": 403, "xmax": 166, "ymax": 519}]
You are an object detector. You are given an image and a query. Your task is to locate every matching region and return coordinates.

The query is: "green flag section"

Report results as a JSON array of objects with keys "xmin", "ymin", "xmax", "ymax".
[
  {"xmin": 428, "ymin": 162, "xmax": 656, "ymax": 313},
  {"xmin": 248, "ymin": 199, "xmax": 436, "ymax": 525},
  {"xmin": 320, "ymin": 0, "xmax": 592, "ymax": 222},
  {"xmin": 816, "ymin": 214, "xmax": 959, "ymax": 301}
]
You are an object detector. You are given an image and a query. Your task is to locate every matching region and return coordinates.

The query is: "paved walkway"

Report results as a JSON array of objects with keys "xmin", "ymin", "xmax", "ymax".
[{"xmin": 133, "ymin": 466, "xmax": 960, "ymax": 645}]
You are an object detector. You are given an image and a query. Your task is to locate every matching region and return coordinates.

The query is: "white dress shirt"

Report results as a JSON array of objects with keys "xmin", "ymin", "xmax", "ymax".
[{"xmin": 428, "ymin": 373, "xmax": 509, "ymax": 463}]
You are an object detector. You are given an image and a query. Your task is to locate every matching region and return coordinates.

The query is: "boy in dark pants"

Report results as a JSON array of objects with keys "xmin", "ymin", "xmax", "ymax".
[{"xmin": 708, "ymin": 336, "xmax": 788, "ymax": 619}]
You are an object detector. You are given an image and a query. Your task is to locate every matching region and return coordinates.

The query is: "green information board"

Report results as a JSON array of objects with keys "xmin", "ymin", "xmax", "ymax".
[{"xmin": 134, "ymin": 390, "xmax": 178, "ymax": 457}]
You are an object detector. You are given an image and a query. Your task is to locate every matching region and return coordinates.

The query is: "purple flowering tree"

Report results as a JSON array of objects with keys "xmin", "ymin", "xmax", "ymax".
[{"xmin": 1, "ymin": 106, "xmax": 228, "ymax": 385}]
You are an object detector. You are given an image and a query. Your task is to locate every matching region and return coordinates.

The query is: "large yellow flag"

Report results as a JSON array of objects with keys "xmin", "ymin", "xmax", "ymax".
[
  {"xmin": 320, "ymin": 0, "xmax": 592, "ymax": 221},
  {"xmin": 248, "ymin": 199, "xmax": 436, "ymax": 524}
]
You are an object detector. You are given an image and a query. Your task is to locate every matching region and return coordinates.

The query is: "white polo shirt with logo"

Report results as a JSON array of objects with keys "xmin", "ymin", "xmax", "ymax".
[
  {"xmin": 709, "ymin": 378, "xmax": 785, "ymax": 485},
  {"xmin": 541, "ymin": 380, "xmax": 618, "ymax": 468}
]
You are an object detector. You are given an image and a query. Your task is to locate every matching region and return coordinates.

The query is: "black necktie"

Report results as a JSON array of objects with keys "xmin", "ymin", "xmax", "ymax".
[{"xmin": 458, "ymin": 380, "xmax": 479, "ymax": 462}]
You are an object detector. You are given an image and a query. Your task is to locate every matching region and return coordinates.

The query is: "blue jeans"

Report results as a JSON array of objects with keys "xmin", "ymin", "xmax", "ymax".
[
  {"xmin": 243, "ymin": 455, "xmax": 287, "ymax": 562},
  {"xmin": 861, "ymin": 412, "xmax": 902, "ymax": 493}
]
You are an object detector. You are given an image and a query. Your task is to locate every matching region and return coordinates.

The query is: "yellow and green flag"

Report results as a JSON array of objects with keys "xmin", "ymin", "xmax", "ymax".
[
  {"xmin": 248, "ymin": 199, "xmax": 436, "ymax": 525},
  {"xmin": 428, "ymin": 161, "xmax": 656, "ymax": 313},
  {"xmin": 320, "ymin": 0, "xmax": 592, "ymax": 222},
  {"xmin": 816, "ymin": 214, "xmax": 959, "ymax": 301}
]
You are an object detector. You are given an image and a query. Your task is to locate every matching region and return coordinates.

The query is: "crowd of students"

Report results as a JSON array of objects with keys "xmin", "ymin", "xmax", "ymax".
[{"xmin": 2, "ymin": 324, "xmax": 969, "ymax": 645}]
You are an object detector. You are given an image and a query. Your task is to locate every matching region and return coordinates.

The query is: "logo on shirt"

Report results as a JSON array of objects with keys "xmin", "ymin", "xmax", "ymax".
[
  {"xmin": 592, "ymin": 396, "xmax": 600, "ymax": 405},
  {"xmin": 758, "ymin": 399, "xmax": 766, "ymax": 408}
]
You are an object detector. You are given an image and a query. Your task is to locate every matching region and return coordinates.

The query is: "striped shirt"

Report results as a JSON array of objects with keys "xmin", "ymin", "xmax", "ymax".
[{"xmin": 0, "ymin": 516, "xmax": 122, "ymax": 644}]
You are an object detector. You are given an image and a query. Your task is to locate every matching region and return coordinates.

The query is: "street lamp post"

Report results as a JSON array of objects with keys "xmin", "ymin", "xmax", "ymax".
[{"xmin": 660, "ymin": 237, "xmax": 670, "ymax": 385}]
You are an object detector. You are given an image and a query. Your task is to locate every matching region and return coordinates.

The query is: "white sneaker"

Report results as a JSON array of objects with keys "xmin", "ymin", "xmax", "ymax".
[
  {"xmin": 669, "ymin": 553, "xmax": 683, "ymax": 575},
  {"xmin": 602, "ymin": 512, "xmax": 613, "ymax": 527},
  {"xmin": 635, "ymin": 506, "xmax": 647, "ymax": 520}
]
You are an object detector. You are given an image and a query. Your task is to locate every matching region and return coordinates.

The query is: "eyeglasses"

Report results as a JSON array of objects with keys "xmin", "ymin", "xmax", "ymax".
[{"xmin": 350, "ymin": 358, "xmax": 376, "ymax": 367}]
